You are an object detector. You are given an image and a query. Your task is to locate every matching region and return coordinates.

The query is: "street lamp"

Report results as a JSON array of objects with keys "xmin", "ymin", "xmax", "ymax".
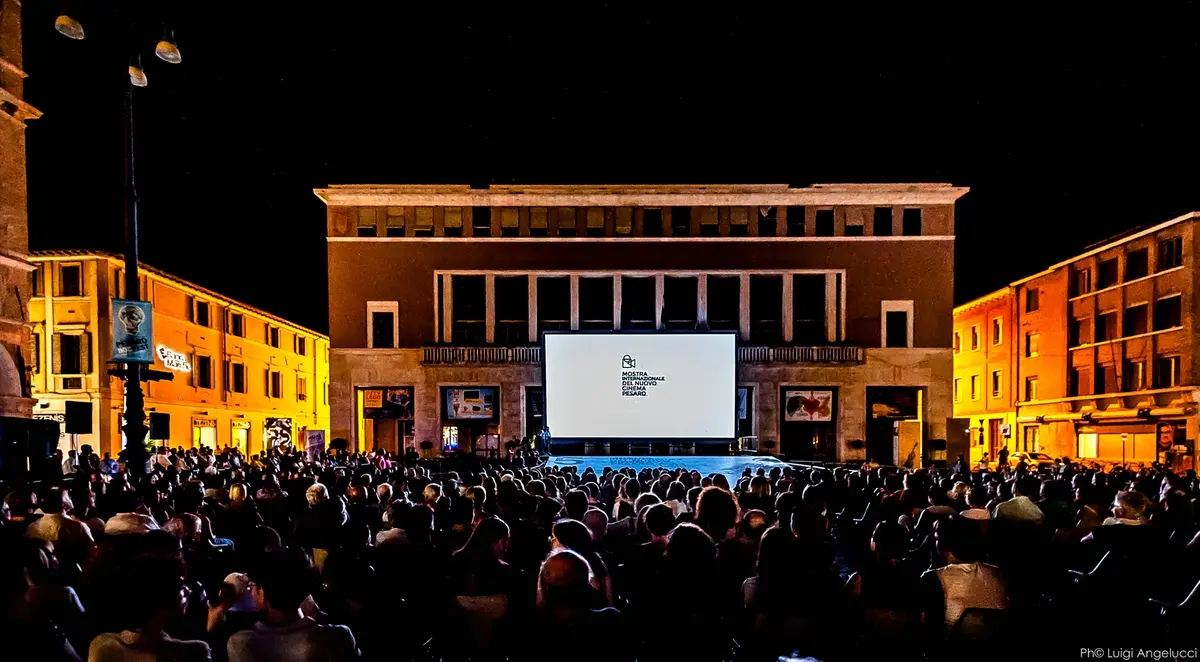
[{"xmin": 54, "ymin": 12, "xmax": 182, "ymax": 474}]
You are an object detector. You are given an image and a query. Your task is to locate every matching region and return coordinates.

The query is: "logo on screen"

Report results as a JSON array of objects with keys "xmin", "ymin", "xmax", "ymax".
[{"xmin": 621, "ymin": 355, "xmax": 636, "ymax": 369}]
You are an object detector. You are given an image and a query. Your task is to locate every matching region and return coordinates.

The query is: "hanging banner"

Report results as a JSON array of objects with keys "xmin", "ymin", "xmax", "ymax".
[{"xmin": 112, "ymin": 299, "xmax": 154, "ymax": 363}]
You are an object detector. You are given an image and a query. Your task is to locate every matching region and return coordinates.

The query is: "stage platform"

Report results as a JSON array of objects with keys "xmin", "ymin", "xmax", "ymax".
[{"xmin": 545, "ymin": 455, "xmax": 791, "ymax": 481}]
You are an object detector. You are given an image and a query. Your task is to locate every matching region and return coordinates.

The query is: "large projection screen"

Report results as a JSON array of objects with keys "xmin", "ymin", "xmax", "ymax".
[{"xmin": 544, "ymin": 333, "xmax": 736, "ymax": 440}]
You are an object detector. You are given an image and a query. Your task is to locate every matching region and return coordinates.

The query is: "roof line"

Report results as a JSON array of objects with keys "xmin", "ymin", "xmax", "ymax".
[
  {"xmin": 953, "ymin": 287, "xmax": 1013, "ymax": 315},
  {"xmin": 29, "ymin": 250, "xmax": 328, "ymax": 339}
]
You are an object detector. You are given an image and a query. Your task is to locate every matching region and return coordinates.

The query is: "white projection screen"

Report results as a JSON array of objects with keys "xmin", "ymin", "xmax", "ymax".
[{"xmin": 543, "ymin": 333, "xmax": 736, "ymax": 439}]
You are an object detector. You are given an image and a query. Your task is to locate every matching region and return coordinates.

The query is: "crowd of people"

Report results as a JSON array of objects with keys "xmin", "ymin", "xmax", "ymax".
[{"xmin": 2, "ymin": 442, "xmax": 1199, "ymax": 661}]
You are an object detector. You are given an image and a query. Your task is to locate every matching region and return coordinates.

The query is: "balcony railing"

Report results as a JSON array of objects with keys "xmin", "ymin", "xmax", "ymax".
[{"xmin": 422, "ymin": 344, "xmax": 864, "ymax": 365}]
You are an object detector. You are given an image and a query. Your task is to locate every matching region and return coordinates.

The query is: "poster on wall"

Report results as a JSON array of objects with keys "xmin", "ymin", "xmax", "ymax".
[
  {"xmin": 444, "ymin": 387, "xmax": 497, "ymax": 420},
  {"xmin": 363, "ymin": 387, "xmax": 414, "ymax": 420},
  {"xmin": 264, "ymin": 417, "xmax": 293, "ymax": 448},
  {"xmin": 112, "ymin": 299, "xmax": 154, "ymax": 363},
  {"xmin": 783, "ymin": 390, "xmax": 834, "ymax": 422}
]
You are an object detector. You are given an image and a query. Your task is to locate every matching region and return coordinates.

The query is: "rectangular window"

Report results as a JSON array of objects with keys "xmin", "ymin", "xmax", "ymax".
[
  {"xmin": 953, "ymin": 331, "xmax": 961, "ymax": 354},
  {"xmin": 31, "ymin": 333, "xmax": 40, "ymax": 373},
  {"xmin": 697, "ymin": 208, "xmax": 718, "ymax": 237},
  {"xmin": 671, "ymin": 207, "xmax": 692, "ymax": 236},
  {"xmin": 194, "ymin": 300, "xmax": 210, "ymax": 328},
  {"xmin": 991, "ymin": 317, "xmax": 1003, "ymax": 345},
  {"xmin": 537, "ymin": 276, "xmax": 571, "ymax": 334},
  {"xmin": 229, "ymin": 362, "xmax": 247, "ymax": 393},
  {"xmin": 269, "ymin": 326, "xmax": 280, "ymax": 348},
  {"xmin": 1069, "ymin": 318, "xmax": 1091, "ymax": 346},
  {"xmin": 844, "ymin": 220, "xmax": 864, "ymax": 236},
  {"xmin": 451, "ymin": 275, "xmax": 486, "ymax": 343},
  {"xmin": 1025, "ymin": 288, "xmax": 1040, "ymax": 312},
  {"xmin": 1123, "ymin": 359, "xmax": 1145, "ymax": 391},
  {"xmin": 620, "ymin": 277, "xmax": 656, "ymax": 331},
  {"xmin": 643, "ymin": 209, "xmax": 663, "ymax": 237},
  {"xmin": 814, "ymin": 209, "xmax": 835, "ymax": 237},
  {"xmin": 444, "ymin": 207, "xmax": 464, "ymax": 238},
  {"xmin": 1154, "ymin": 295, "xmax": 1182, "ymax": 330},
  {"xmin": 501, "ymin": 208, "xmax": 521, "ymax": 238},
  {"xmin": 707, "ymin": 276, "xmax": 740, "ymax": 332},
  {"xmin": 59, "ymin": 264, "xmax": 82, "ymax": 297},
  {"xmin": 758, "ymin": 207, "xmax": 777, "ymax": 237},
  {"xmin": 901, "ymin": 208, "xmax": 922, "ymax": 236},
  {"xmin": 472, "ymin": 207, "xmax": 493, "ymax": 235},
  {"xmin": 295, "ymin": 336, "xmax": 307, "ymax": 356},
  {"xmin": 495, "ymin": 275, "xmax": 529, "ymax": 344},
  {"xmin": 269, "ymin": 370, "xmax": 282, "ymax": 399},
  {"xmin": 1025, "ymin": 376, "xmax": 1038, "ymax": 401},
  {"xmin": 1077, "ymin": 433, "xmax": 1098, "ymax": 459},
  {"xmin": 730, "ymin": 208, "xmax": 750, "ymax": 237},
  {"xmin": 1070, "ymin": 368, "xmax": 1088, "ymax": 397},
  {"xmin": 991, "ymin": 370, "xmax": 1002, "ymax": 398},
  {"xmin": 749, "ymin": 275, "xmax": 783, "ymax": 344},
  {"xmin": 556, "ymin": 208, "xmax": 576, "ymax": 238},
  {"xmin": 1155, "ymin": 356, "xmax": 1180, "ymax": 388},
  {"xmin": 953, "ymin": 378, "xmax": 961, "ymax": 403},
  {"xmin": 1126, "ymin": 248, "xmax": 1149, "ymax": 280},
  {"xmin": 883, "ymin": 303, "xmax": 912, "ymax": 348},
  {"xmin": 297, "ymin": 375, "xmax": 308, "ymax": 401},
  {"xmin": 615, "ymin": 208, "xmax": 633, "ymax": 237},
  {"xmin": 195, "ymin": 356, "xmax": 212, "ymax": 389},
  {"xmin": 1071, "ymin": 268, "xmax": 1092, "ymax": 297},
  {"xmin": 1096, "ymin": 312, "xmax": 1118, "ymax": 342},
  {"xmin": 385, "ymin": 208, "xmax": 406, "ymax": 237},
  {"xmin": 367, "ymin": 301, "xmax": 398, "ymax": 349},
  {"xmin": 970, "ymin": 374, "xmax": 980, "ymax": 400},
  {"xmin": 1025, "ymin": 332, "xmax": 1040, "ymax": 358},
  {"xmin": 57, "ymin": 333, "xmax": 86, "ymax": 374},
  {"xmin": 873, "ymin": 207, "xmax": 893, "ymax": 236},
  {"xmin": 663, "ymin": 276, "xmax": 698, "ymax": 330},
  {"xmin": 356, "ymin": 208, "xmax": 378, "ymax": 237},
  {"xmin": 1022, "ymin": 426, "xmax": 1039, "ymax": 453},
  {"xmin": 792, "ymin": 274, "xmax": 826, "ymax": 344},
  {"xmin": 1095, "ymin": 364, "xmax": 1117, "ymax": 394},
  {"xmin": 1158, "ymin": 236, "xmax": 1183, "ymax": 271},
  {"xmin": 229, "ymin": 313, "xmax": 245, "ymax": 337},
  {"xmin": 1123, "ymin": 303, "xmax": 1148, "ymax": 336},
  {"xmin": 30, "ymin": 266, "xmax": 42, "ymax": 297},
  {"xmin": 970, "ymin": 325, "xmax": 980, "ymax": 351},
  {"xmin": 526, "ymin": 208, "xmax": 547, "ymax": 238},
  {"xmin": 579, "ymin": 277, "xmax": 614, "ymax": 331},
  {"xmin": 786, "ymin": 206, "xmax": 806, "ymax": 237},
  {"xmin": 1098, "ymin": 258, "xmax": 1119, "ymax": 289}
]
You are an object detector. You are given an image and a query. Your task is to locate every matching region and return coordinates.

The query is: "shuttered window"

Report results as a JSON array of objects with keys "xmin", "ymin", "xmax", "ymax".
[{"xmin": 53, "ymin": 332, "xmax": 90, "ymax": 375}]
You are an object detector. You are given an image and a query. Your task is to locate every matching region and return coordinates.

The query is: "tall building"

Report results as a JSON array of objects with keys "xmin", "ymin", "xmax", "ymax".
[
  {"xmin": 954, "ymin": 211, "xmax": 1199, "ymax": 470},
  {"xmin": 0, "ymin": 0, "xmax": 41, "ymax": 418},
  {"xmin": 318, "ymin": 183, "xmax": 967, "ymax": 463},
  {"xmin": 30, "ymin": 252, "xmax": 330, "ymax": 456},
  {"xmin": 952, "ymin": 288, "xmax": 1017, "ymax": 465}
]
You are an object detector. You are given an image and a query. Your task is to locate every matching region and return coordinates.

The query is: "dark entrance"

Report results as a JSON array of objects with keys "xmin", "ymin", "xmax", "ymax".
[
  {"xmin": 525, "ymin": 386, "xmax": 543, "ymax": 445},
  {"xmin": 779, "ymin": 387, "xmax": 838, "ymax": 460},
  {"xmin": 865, "ymin": 386, "xmax": 920, "ymax": 465}
]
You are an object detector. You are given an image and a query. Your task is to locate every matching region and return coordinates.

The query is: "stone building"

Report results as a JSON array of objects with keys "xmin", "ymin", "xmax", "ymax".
[
  {"xmin": 0, "ymin": 0, "xmax": 40, "ymax": 418},
  {"xmin": 952, "ymin": 288, "xmax": 1017, "ymax": 466},
  {"xmin": 318, "ymin": 183, "xmax": 967, "ymax": 462}
]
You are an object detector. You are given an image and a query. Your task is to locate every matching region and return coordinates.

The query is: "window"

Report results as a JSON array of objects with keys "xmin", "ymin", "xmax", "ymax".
[
  {"xmin": 498, "ymin": 208, "xmax": 520, "ymax": 238},
  {"xmin": 991, "ymin": 370, "xmax": 1002, "ymax": 398},
  {"xmin": 1096, "ymin": 312, "xmax": 1118, "ymax": 342},
  {"xmin": 1024, "ymin": 376, "xmax": 1038, "ymax": 401},
  {"xmin": 1095, "ymin": 364, "xmax": 1117, "ymax": 394},
  {"xmin": 1158, "ymin": 236, "xmax": 1183, "ymax": 271},
  {"xmin": 730, "ymin": 207, "xmax": 750, "ymax": 236},
  {"xmin": 1154, "ymin": 295, "xmax": 1182, "ymax": 330},
  {"xmin": 1154, "ymin": 356, "xmax": 1180, "ymax": 388},
  {"xmin": 1123, "ymin": 359, "xmax": 1145, "ymax": 391},
  {"xmin": 31, "ymin": 333, "xmax": 40, "ymax": 373},
  {"xmin": 295, "ymin": 335, "xmax": 307, "ymax": 356},
  {"xmin": 845, "ymin": 219, "xmax": 864, "ymax": 236},
  {"xmin": 707, "ymin": 276, "xmax": 740, "ymax": 332},
  {"xmin": 356, "ymin": 208, "xmax": 378, "ymax": 237},
  {"xmin": 786, "ymin": 206, "xmax": 805, "ymax": 237},
  {"xmin": 495, "ymin": 276, "xmax": 529, "ymax": 344},
  {"xmin": 1097, "ymin": 258, "xmax": 1118, "ymax": 289},
  {"xmin": 749, "ymin": 275, "xmax": 783, "ymax": 344},
  {"xmin": 663, "ymin": 276, "xmax": 698, "ymax": 330},
  {"xmin": 643, "ymin": 209, "xmax": 663, "ymax": 237},
  {"xmin": 297, "ymin": 376, "xmax": 308, "ymax": 401},
  {"xmin": 1070, "ymin": 368, "xmax": 1088, "ymax": 397},
  {"xmin": 1071, "ymin": 269, "xmax": 1092, "ymax": 297},
  {"xmin": 671, "ymin": 207, "xmax": 692, "ymax": 236},
  {"xmin": 953, "ymin": 378, "xmax": 962, "ymax": 403},
  {"xmin": 268, "ymin": 370, "xmax": 282, "ymax": 399},
  {"xmin": 991, "ymin": 317, "xmax": 1003, "ymax": 345},
  {"xmin": 30, "ymin": 266, "xmax": 42, "ymax": 297},
  {"xmin": 579, "ymin": 277, "xmax": 614, "ymax": 330},
  {"xmin": 229, "ymin": 313, "xmax": 245, "ymax": 337},
  {"xmin": 385, "ymin": 208, "xmax": 406, "ymax": 237},
  {"xmin": 620, "ymin": 277, "xmax": 656, "ymax": 331},
  {"xmin": 111, "ymin": 268, "xmax": 124, "ymax": 299},
  {"xmin": 62, "ymin": 377, "xmax": 82, "ymax": 390},
  {"xmin": 59, "ymin": 264, "xmax": 82, "ymax": 297},
  {"xmin": 194, "ymin": 300, "xmax": 210, "ymax": 328},
  {"xmin": 443, "ymin": 207, "xmax": 464, "ymax": 238},
  {"xmin": 1126, "ymin": 248, "xmax": 1149, "ymax": 280},
  {"xmin": 1025, "ymin": 288, "xmax": 1040, "ymax": 312},
  {"xmin": 556, "ymin": 208, "xmax": 576, "ymax": 237},
  {"xmin": 55, "ymin": 333, "xmax": 89, "ymax": 375},
  {"xmin": 758, "ymin": 207, "xmax": 777, "ymax": 237},
  {"xmin": 451, "ymin": 275, "xmax": 486, "ymax": 343},
  {"xmin": 1123, "ymin": 304, "xmax": 1148, "ymax": 336},
  {"xmin": 697, "ymin": 208, "xmax": 719, "ymax": 237},
  {"xmin": 1069, "ymin": 318, "xmax": 1091, "ymax": 346},
  {"xmin": 953, "ymin": 331, "xmax": 961, "ymax": 354},
  {"xmin": 814, "ymin": 210, "xmax": 834, "ymax": 236},
  {"xmin": 195, "ymin": 356, "xmax": 212, "ymax": 389},
  {"xmin": 901, "ymin": 208, "xmax": 922, "ymax": 236},
  {"xmin": 873, "ymin": 207, "xmax": 892, "ymax": 236},
  {"xmin": 1022, "ymin": 426, "xmax": 1039, "ymax": 453},
  {"xmin": 229, "ymin": 362, "xmax": 247, "ymax": 393},
  {"xmin": 1025, "ymin": 332, "xmax": 1039, "ymax": 358},
  {"xmin": 526, "ymin": 208, "xmax": 547, "ymax": 238},
  {"xmin": 970, "ymin": 325, "xmax": 980, "ymax": 351},
  {"xmin": 615, "ymin": 208, "xmax": 633, "ymax": 237},
  {"xmin": 268, "ymin": 326, "xmax": 281, "ymax": 348},
  {"xmin": 1077, "ymin": 433, "xmax": 1098, "ymax": 459},
  {"xmin": 367, "ymin": 301, "xmax": 398, "ymax": 348},
  {"xmin": 472, "ymin": 207, "xmax": 492, "ymax": 236},
  {"xmin": 881, "ymin": 300, "xmax": 913, "ymax": 348},
  {"xmin": 537, "ymin": 276, "xmax": 571, "ymax": 334},
  {"xmin": 970, "ymin": 374, "xmax": 980, "ymax": 400},
  {"xmin": 411, "ymin": 208, "xmax": 434, "ymax": 238}
]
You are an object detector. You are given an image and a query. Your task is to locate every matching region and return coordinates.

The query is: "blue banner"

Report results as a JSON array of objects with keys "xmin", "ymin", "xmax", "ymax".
[{"xmin": 112, "ymin": 299, "xmax": 154, "ymax": 363}]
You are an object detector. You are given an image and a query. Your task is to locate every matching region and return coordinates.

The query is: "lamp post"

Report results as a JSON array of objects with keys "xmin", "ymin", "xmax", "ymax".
[{"xmin": 55, "ymin": 9, "xmax": 181, "ymax": 473}]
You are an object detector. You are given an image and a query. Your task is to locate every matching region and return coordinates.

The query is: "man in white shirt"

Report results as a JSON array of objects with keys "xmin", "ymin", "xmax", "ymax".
[
  {"xmin": 62, "ymin": 449, "xmax": 78, "ymax": 475},
  {"xmin": 25, "ymin": 488, "xmax": 95, "ymax": 568},
  {"xmin": 992, "ymin": 477, "xmax": 1045, "ymax": 523}
]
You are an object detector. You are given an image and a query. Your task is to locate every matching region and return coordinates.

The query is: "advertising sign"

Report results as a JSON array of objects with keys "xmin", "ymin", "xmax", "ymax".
[
  {"xmin": 112, "ymin": 299, "xmax": 153, "ymax": 363},
  {"xmin": 306, "ymin": 430, "xmax": 326, "ymax": 459},
  {"xmin": 783, "ymin": 390, "xmax": 834, "ymax": 422},
  {"xmin": 264, "ymin": 417, "xmax": 293, "ymax": 448},
  {"xmin": 363, "ymin": 387, "xmax": 414, "ymax": 420},
  {"xmin": 444, "ymin": 387, "xmax": 497, "ymax": 420},
  {"xmin": 157, "ymin": 345, "xmax": 191, "ymax": 372}
]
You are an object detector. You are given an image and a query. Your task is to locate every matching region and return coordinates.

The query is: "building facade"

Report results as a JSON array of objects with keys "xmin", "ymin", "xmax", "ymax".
[
  {"xmin": 30, "ymin": 252, "xmax": 330, "ymax": 457},
  {"xmin": 320, "ymin": 183, "xmax": 967, "ymax": 463},
  {"xmin": 952, "ymin": 288, "xmax": 1017, "ymax": 465},
  {"xmin": 954, "ymin": 211, "xmax": 1200, "ymax": 470},
  {"xmin": 0, "ymin": 0, "xmax": 41, "ymax": 418}
]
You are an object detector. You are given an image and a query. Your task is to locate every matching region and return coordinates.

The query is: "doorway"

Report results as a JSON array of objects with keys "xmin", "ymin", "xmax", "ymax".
[
  {"xmin": 988, "ymin": 418, "xmax": 1002, "ymax": 459},
  {"xmin": 866, "ymin": 386, "xmax": 921, "ymax": 465},
  {"xmin": 525, "ymin": 386, "xmax": 544, "ymax": 441}
]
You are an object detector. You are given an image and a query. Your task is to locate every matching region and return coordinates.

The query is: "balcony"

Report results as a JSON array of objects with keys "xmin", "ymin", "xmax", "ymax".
[{"xmin": 423, "ymin": 344, "xmax": 864, "ymax": 365}]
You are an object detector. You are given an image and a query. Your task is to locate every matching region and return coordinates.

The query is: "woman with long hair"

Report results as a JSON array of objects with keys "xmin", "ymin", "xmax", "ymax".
[{"xmin": 550, "ymin": 518, "xmax": 612, "ymax": 607}]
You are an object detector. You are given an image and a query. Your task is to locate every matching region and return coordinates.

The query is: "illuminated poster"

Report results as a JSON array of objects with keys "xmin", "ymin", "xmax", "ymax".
[
  {"xmin": 112, "ymin": 299, "xmax": 154, "ymax": 363},
  {"xmin": 264, "ymin": 417, "xmax": 293, "ymax": 448},
  {"xmin": 783, "ymin": 390, "xmax": 834, "ymax": 422},
  {"xmin": 363, "ymin": 387, "xmax": 414, "ymax": 420},
  {"xmin": 444, "ymin": 387, "xmax": 497, "ymax": 420}
]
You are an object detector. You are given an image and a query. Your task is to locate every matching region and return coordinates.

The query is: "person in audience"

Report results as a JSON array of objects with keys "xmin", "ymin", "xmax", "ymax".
[
  {"xmin": 921, "ymin": 516, "xmax": 1009, "ymax": 638},
  {"xmin": 992, "ymin": 476, "xmax": 1045, "ymax": 522}
]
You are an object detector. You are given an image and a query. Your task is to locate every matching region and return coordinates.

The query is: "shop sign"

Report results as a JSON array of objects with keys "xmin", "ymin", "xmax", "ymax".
[{"xmin": 157, "ymin": 345, "xmax": 191, "ymax": 372}]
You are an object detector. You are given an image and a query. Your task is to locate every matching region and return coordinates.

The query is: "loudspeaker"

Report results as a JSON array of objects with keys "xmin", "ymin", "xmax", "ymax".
[
  {"xmin": 0, "ymin": 417, "xmax": 58, "ymax": 483},
  {"xmin": 149, "ymin": 412, "xmax": 171, "ymax": 441},
  {"xmin": 65, "ymin": 400, "xmax": 93, "ymax": 435}
]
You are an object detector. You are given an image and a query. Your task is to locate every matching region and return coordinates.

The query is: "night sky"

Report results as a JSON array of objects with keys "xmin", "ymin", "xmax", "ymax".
[{"xmin": 20, "ymin": 4, "xmax": 1200, "ymax": 335}]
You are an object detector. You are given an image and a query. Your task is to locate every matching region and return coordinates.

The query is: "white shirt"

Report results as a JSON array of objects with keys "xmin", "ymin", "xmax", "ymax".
[
  {"xmin": 89, "ymin": 631, "xmax": 211, "ymax": 662},
  {"xmin": 992, "ymin": 496, "xmax": 1044, "ymax": 522}
]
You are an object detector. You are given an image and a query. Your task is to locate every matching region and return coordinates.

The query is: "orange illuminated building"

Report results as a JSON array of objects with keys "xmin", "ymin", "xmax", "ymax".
[{"xmin": 952, "ymin": 288, "xmax": 1016, "ymax": 465}]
